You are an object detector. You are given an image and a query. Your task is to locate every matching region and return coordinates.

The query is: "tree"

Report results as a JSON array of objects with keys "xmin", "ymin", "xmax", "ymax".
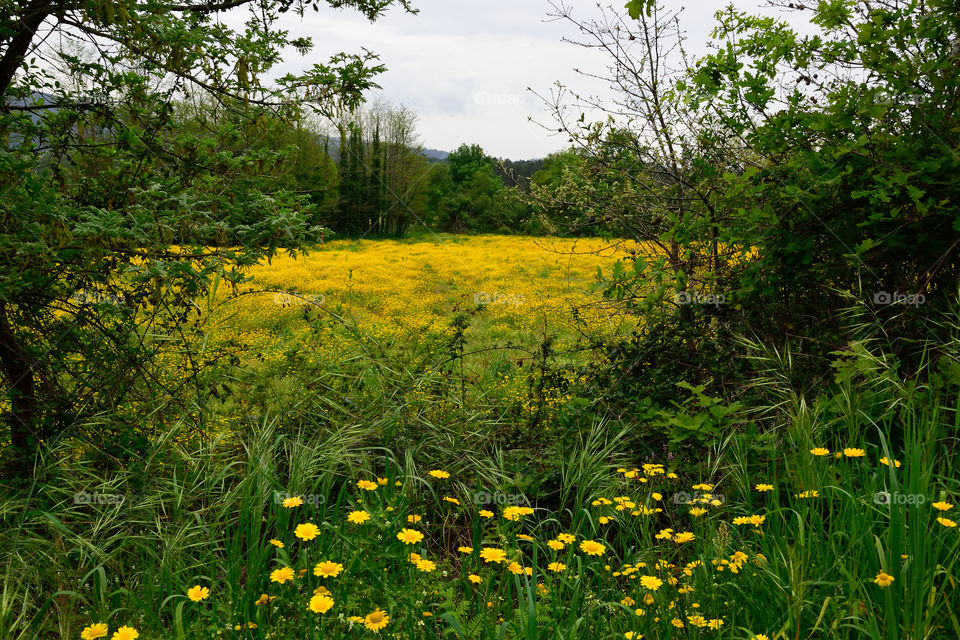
[{"xmin": 0, "ymin": 0, "xmax": 414, "ymax": 469}]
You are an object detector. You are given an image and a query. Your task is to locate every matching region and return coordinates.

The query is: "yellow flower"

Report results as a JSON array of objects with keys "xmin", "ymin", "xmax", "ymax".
[
  {"xmin": 479, "ymin": 547, "xmax": 507, "ymax": 564},
  {"xmin": 692, "ymin": 483, "xmax": 714, "ymax": 490},
  {"xmin": 254, "ymin": 593, "xmax": 275, "ymax": 605},
  {"xmin": 270, "ymin": 567, "xmax": 295, "ymax": 583},
  {"xmin": 754, "ymin": 635, "xmax": 770, "ymax": 640},
  {"xmin": 187, "ymin": 585, "xmax": 210, "ymax": 602},
  {"xmin": 416, "ymin": 559, "xmax": 437, "ymax": 572},
  {"xmin": 557, "ymin": 533, "xmax": 575, "ymax": 544},
  {"xmin": 547, "ymin": 562, "xmax": 566, "ymax": 572},
  {"xmin": 689, "ymin": 507, "xmax": 707, "ymax": 517},
  {"xmin": 408, "ymin": 552, "xmax": 422, "ymax": 563},
  {"xmin": 673, "ymin": 531, "xmax": 695, "ymax": 543},
  {"xmin": 932, "ymin": 501, "xmax": 953, "ymax": 511},
  {"xmin": 810, "ymin": 447, "xmax": 830, "ymax": 456},
  {"xmin": 347, "ymin": 510, "xmax": 370, "ymax": 524},
  {"xmin": 755, "ymin": 484, "xmax": 774, "ymax": 492},
  {"xmin": 507, "ymin": 561, "xmax": 524, "ymax": 575},
  {"xmin": 443, "ymin": 496, "xmax": 460, "ymax": 505},
  {"xmin": 422, "ymin": 611, "xmax": 433, "ymax": 617},
  {"xmin": 620, "ymin": 596, "xmax": 635, "ymax": 606},
  {"xmin": 502, "ymin": 505, "xmax": 534, "ymax": 521},
  {"xmin": 407, "ymin": 514, "xmax": 423, "ymax": 523},
  {"xmin": 468, "ymin": 574, "xmax": 483, "ymax": 583},
  {"xmin": 517, "ymin": 534, "xmax": 534, "ymax": 541},
  {"xmin": 357, "ymin": 480, "xmax": 378, "ymax": 491},
  {"xmin": 879, "ymin": 457, "xmax": 901, "ymax": 468},
  {"xmin": 708, "ymin": 619, "xmax": 724, "ymax": 629},
  {"xmin": 478, "ymin": 509, "xmax": 494, "ymax": 518},
  {"xmin": 937, "ymin": 517, "xmax": 957, "ymax": 528},
  {"xmin": 795, "ymin": 490, "xmax": 819, "ymax": 498},
  {"xmin": 579, "ymin": 539, "xmax": 606, "ymax": 556},
  {"xmin": 348, "ymin": 615, "xmax": 365, "ymax": 623},
  {"xmin": 396, "ymin": 528, "xmax": 424, "ymax": 544},
  {"xmin": 547, "ymin": 539, "xmax": 565, "ymax": 550},
  {"xmin": 282, "ymin": 496, "xmax": 303, "ymax": 508},
  {"xmin": 458, "ymin": 546, "xmax": 473, "ymax": 553},
  {"xmin": 313, "ymin": 586, "xmax": 331, "ymax": 596},
  {"xmin": 269, "ymin": 539, "xmax": 284, "ymax": 548},
  {"xmin": 671, "ymin": 618, "xmax": 684, "ymax": 628},
  {"xmin": 110, "ymin": 627, "xmax": 138, "ymax": 640},
  {"xmin": 598, "ymin": 516, "xmax": 611, "ymax": 524},
  {"xmin": 428, "ymin": 470, "xmax": 450, "ymax": 479},
  {"xmin": 364, "ymin": 608, "xmax": 389, "ymax": 632},
  {"xmin": 313, "ymin": 561, "xmax": 344, "ymax": 578},
  {"xmin": 655, "ymin": 528, "xmax": 673, "ymax": 540},
  {"xmin": 874, "ymin": 572, "xmax": 894, "ymax": 587},
  {"xmin": 81, "ymin": 623, "xmax": 109, "ymax": 640},
  {"xmin": 377, "ymin": 477, "xmax": 388, "ymax": 485},
  {"xmin": 308, "ymin": 594, "xmax": 334, "ymax": 613},
  {"xmin": 624, "ymin": 633, "xmax": 643, "ymax": 639},
  {"xmin": 843, "ymin": 448, "xmax": 866, "ymax": 458},
  {"xmin": 640, "ymin": 575, "xmax": 663, "ymax": 591},
  {"xmin": 294, "ymin": 523, "xmax": 320, "ymax": 541},
  {"xmin": 643, "ymin": 593, "xmax": 654, "ymax": 605}
]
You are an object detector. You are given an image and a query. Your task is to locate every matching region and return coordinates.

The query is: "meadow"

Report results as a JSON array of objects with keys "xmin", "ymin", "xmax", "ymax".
[{"xmin": 1, "ymin": 235, "xmax": 958, "ymax": 640}]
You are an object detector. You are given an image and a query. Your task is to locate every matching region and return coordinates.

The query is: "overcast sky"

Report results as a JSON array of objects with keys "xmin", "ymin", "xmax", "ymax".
[{"xmin": 252, "ymin": 1, "xmax": 806, "ymax": 160}]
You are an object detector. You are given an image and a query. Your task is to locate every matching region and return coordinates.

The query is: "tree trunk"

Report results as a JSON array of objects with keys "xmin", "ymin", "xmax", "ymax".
[
  {"xmin": 0, "ymin": 2, "xmax": 50, "ymax": 98},
  {"xmin": 0, "ymin": 302, "xmax": 39, "ymax": 462}
]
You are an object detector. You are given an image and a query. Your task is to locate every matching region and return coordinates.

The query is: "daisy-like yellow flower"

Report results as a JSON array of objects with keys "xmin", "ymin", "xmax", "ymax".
[
  {"xmin": 407, "ymin": 514, "xmax": 423, "ymax": 523},
  {"xmin": 754, "ymin": 635, "xmax": 770, "ymax": 640},
  {"xmin": 673, "ymin": 531, "xmax": 695, "ymax": 543},
  {"xmin": 347, "ymin": 510, "xmax": 370, "ymax": 524},
  {"xmin": 357, "ymin": 480, "xmax": 378, "ymax": 491},
  {"xmin": 468, "ymin": 574, "xmax": 483, "ymax": 583},
  {"xmin": 479, "ymin": 547, "xmax": 507, "ymax": 564},
  {"xmin": 282, "ymin": 496, "xmax": 303, "ymax": 508},
  {"xmin": 313, "ymin": 586, "xmax": 331, "ymax": 596},
  {"xmin": 502, "ymin": 505, "xmax": 534, "ymax": 521},
  {"xmin": 268, "ymin": 539, "xmax": 284, "ymax": 548},
  {"xmin": 810, "ymin": 447, "xmax": 830, "ymax": 456},
  {"xmin": 416, "ymin": 559, "xmax": 437, "ymax": 572},
  {"xmin": 937, "ymin": 517, "xmax": 957, "ymax": 528},
  {"xmin": 396, "ymin": 528, "xmax": 424, "ymax": 544},
  {"xmin": 294, "ymin": 523, "xmax": 320, "ymax": 541},
  {"xmin": 254, "ymin": 593, "xmax": 275, "ymax": 605},
  {"xmin": 377, "ymin": 477, "xmax": 388, "ymax": 485},
  {"xmin": 692, "ymin": 483, "xmax": 714, "ymax": 491},
  {"xmin": 547, "ymin": 562, "xmax": 566, "ymax": 572},
  {"xmin": 110, "ymin": 626, "xmax": 138, "ymax": 640},
  {"xmin": 517, "ymin": 534, "xmax": 534, "ymax": 541},
  {"xmin": 579, "ymin": 539, "xmax": 606, "ymax": 555},
  {"xmin": 443, "ymin": 496, "xmax": 460, "ymax": 505},
  {"xmin": 364, "ymin": 608, "xmax": 390, "ymax": 632},
  {"xmin": 408, "ymin": 552, "xmax": 422, "ymax": 563},
  {"xmin": 507, "ymin": 561, "xmax": 524, "ymax": 575},
  {"xmin": 313, "ymin": 561, "xmax": 344, "ymax": 578},
  {"xmin": 270, "ymin": 567, "xmax": 295, "ymax": 583},
  {"xmin": 422, "ymin": 611, "xmax": 433, "ymax": 617},
  {"xmin": 428, "ymin": 470, "xmax": 450, "ymax": 479},
  {"xmin": 655, "ymin": 528, "xmax": 674, "ymax": 540},
  {"xmin": 708, "ymin": 619, "xmax": 724, "ymax": 629},
  {"xmin": 879, "ymin": 457, "xmax": 901, "ymax": 468},
  {"xmin": 187, "ymin": 585, "xmax": 209, "ymax": 602},
  {"xmin": 796, "ymin": 490, "xmax": 820, "ymax": 498},
  {"xmin": 547, "ymin": 539, "xmax": 565, "ymax": 550},
  {"xmin": 557, "ymin": 533, "xmax": 576, "ymax": 544},
  {"xmin": 81, "ymin": 623, "xmax": 109, "ymax": 640},
  {"xmin": 458, "ymin": 546, "xmax": 473, "ymax": 553},
  {"xmin": 689, "ymin": 507, "xmax": 708, "ymax": 517},
  {"xmin": 308, "ymin": 593, "xmax": 335, "ymax": 613},
  {"xmin": 755, "ymin": 484, "xmax": 774, "ymax": 492},
  {"xmin": 933, "ymin": 501, "xmax": 953, "ymax": 511},
  {"xmin": 624, "ymin": 633, "xmax": 642, "ymax": 639},
  {"xmin": 478, "ymin": 509, "xmax": 494, "ymax": 518},
  {"xmin": 640, "ymin": 575, "xmax": 663, "ymax": 591},
  {"xmin": 844, "ymin": 448, "xmax": 866, "ymax": 458},
  {"xmin": 874, "ymin": 572, "xmax": 894, "ymax": 587},
  {"xmin": 598, "ymin": 516, "xmax": 611, "ymax": 524}
]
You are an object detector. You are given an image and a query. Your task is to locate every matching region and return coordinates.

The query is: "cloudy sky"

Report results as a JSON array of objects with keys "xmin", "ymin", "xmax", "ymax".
[{"xmin": 254, "ymin": 1, "xmax": 806, "ymax": 160}]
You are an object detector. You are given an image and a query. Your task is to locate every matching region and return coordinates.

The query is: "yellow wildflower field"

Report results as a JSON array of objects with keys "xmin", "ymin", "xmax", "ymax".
[{"xmin": 211, "ymin": 234, "xmax": 640, "ymax": 358}]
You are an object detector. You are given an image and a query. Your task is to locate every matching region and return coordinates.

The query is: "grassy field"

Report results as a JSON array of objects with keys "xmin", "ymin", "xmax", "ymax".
[{"xmin": 1, "ymin": 235, "xmax": 958, "ymax": 640}]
